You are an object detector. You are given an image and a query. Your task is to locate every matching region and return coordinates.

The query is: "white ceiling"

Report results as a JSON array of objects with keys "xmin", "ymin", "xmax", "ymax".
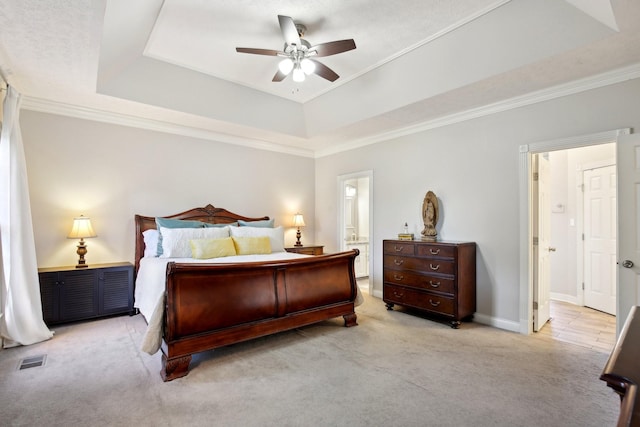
[{"xmin": 1, "ymin": 0, "xmax": 639, "ymax": 157}]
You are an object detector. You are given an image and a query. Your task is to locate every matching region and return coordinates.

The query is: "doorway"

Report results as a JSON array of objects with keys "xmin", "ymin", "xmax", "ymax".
[
  {"xmin": 518, "ymin": 128, "xmax": 630, "ymax": 335},
  {"xmin": 338, "ymin": 171, "xmax": 373, "ymax": 295}
]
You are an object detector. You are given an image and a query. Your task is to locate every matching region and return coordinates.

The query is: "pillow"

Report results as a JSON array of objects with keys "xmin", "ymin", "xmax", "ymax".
[
  {"xmin": 155, "ymin": 217, "xmax": 206, "ymax": 256},
  {"xmin": 190, "ymin": 237, "xmax": 237, "ymax": 259},
  {"xmin": 232, "ymin": 236, "xmax": 272, "ymax": 255},
  {"xmin": 160, "ymin": 226, "xmax": 230, "ymax": 258},
  {"xmin": 229, "ymin": 226, "xmax": 284, "ymax": 252},
  {"xmin": 204, "ymin": 222, "xmax": 238, "ymax": 228},
  {"xmin": 142, "ymin": 229, "xmax": 159, "ymax": 258},
  {"xmin": 238, "ymin": 219, "xmax": 274, "ymax": 228}
]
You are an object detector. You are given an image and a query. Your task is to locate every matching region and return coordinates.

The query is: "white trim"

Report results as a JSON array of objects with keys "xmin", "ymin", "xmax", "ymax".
[
  {"xmin": 519, "ymin": 128, "xmax": 630, "ymax": 335},
  {"xmin": 20, "ymin": 97, "xmax": 316, "ymax": 158},
  {"xmin": 18, "ymin": 64, "xmax": 640, "ymax": 159},
  {"xmin": 474, "ymin": 313, "xmax": 520, "ymax": 333},
  {"xmin": 550, "ymin": 292, "xmax": 578, "ymax": 305}
]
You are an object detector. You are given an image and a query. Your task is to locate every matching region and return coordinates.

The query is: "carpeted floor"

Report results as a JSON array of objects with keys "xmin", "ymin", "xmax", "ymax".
[{"xmin": 0, "ymin": 294, "xmax": 619, "ymax": 426}]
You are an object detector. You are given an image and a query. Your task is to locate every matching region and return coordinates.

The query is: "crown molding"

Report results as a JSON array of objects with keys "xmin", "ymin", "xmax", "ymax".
[
  {"xmin": 19, "ymin": 96, "xmax": 315, "ymax": 158},
  {"xmin": 19, "ymin": 63, "xmax": 640, "ymax": 160},
  {"xmin": 315, "ymin": 63, "xmax": 640, "ymax": 157}
]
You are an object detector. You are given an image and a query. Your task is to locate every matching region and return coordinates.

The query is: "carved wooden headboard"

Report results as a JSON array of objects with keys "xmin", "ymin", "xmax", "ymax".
[{"xmin": 134, "ymin": 204, "xmax": 269, "ymax": 275}]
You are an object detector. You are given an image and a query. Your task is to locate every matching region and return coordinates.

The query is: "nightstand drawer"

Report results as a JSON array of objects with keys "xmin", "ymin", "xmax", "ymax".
[{"xmin": 285, "ymin": 245, "xmax": 324, "ymax": 255}]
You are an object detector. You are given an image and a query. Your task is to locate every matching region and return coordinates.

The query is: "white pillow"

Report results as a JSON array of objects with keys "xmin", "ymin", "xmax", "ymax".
[
  {"xmin": 142, "ymin": 229, "xmax": 159, "ymax": 258},
  {"xmin": 160, "ymin": 226, "xmax": 230, "ymax": 258},
  {"xmin": 229, "ymin": 226, "xmax": 284, "ymax": 252}
]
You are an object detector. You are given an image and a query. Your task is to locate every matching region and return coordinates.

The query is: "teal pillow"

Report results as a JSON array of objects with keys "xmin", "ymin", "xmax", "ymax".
[
  {"xmin": 238, "ymin": 219, "xmax": 274, "ymax": 228},
  {"xmin": 155, "ymin": 217, "xmax": 206, "ymax": 256}
]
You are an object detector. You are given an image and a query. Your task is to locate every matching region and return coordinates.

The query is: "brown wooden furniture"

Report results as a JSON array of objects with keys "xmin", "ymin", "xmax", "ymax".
[
  {"xmin": 135, "ymin": 204, "xmax": 359, "ymax": 381},
  {"xmin": 601, "ymin": 306, "xmax": 640, "ymax": 427},
  {"xmin": 285, "ymin": 245, "xmax": 324, "ymax": 255},
  {"xmin": 39, "ymin": 262, "xmax": 134, "ymax": 325},
  {"xmin": 383, "ymin": 239, "xmax": 476, "ymax": 328}
]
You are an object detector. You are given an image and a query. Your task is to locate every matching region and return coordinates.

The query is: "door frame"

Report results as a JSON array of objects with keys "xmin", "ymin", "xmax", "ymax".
[
  {"xmin": 337, "ymin": 170, "xmax": 374, "ymax": 295},
  {"xmin": 518, "ymin": 128, "xmax": 630, "ymax": 335}
]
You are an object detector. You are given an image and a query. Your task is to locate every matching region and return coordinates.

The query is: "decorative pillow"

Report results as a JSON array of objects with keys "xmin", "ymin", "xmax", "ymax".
[
  {"xmin": 229, "ymin": 226, "xmax": 284, "ymax": 252},
  {"xmin": 155, "ymin": 217, "xmax": 206, "ymax": 256},
  {"xmin": 190, "ymin": 237, "xmax": 237, "ymax": 259},
  {"xmin": 142, "ymin": 229, "xmax": 160, "ymax": 258},
  {"xmin": 160, "ymin": 226, "xmax": 230, "ymax": 258},
  {"xmin": 232, "ymin": 236, "xmax": 272, "ymax": 255},
  {"xmin": 238, "ymin": 219, "xmax": 274, "ymax": 228}
]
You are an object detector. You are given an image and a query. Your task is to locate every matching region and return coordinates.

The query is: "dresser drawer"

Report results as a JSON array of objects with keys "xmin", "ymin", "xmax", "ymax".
[
  {"xmin": 383, "ymin": 256, "xmax": 456, "ymax": 276},
  {"xmin": 384, "ymin": 284, "xmax": 455, "ymax": 316},
  {"xmin": 415, "ymin": 244, "xmax": 456, "ymax": 259},
  {"xmin": 384, "ymin": 270, "xmax": 455, "ymax": 295},
  {"xmin": 383, "ymin": 241, "xmax": 416, "ymax": 256}
]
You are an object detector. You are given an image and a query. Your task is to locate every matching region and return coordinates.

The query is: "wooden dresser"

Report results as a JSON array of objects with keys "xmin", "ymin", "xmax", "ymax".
[{"xmin": 383, "ymin": 239, "xmax": 476, "ymax": 328}]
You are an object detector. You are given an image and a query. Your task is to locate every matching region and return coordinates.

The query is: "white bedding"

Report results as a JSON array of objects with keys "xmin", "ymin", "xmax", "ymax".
[{"xmin": 135, "ymin": 251, "xmax": 363, "ymax": 354}]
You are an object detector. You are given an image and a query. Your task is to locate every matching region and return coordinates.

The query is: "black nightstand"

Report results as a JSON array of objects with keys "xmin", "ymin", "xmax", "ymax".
[
  {"xmin": 285, "ymin": 245, "xmax": 324, "ymax": 255},
  {"xmin": 38, "ymin": 262, "xmax": 134, "ymax": 325}
]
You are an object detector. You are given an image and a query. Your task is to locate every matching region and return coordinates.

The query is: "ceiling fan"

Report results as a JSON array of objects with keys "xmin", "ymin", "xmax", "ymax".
[{"xmin": 236, "ymin": 15, "xmax": 356, "ymax": 83}]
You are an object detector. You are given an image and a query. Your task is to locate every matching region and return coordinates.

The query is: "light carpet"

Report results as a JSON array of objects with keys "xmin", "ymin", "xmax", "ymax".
[{"xmin": 0, "ymin": 294, "xmax": 619, "ymax": 426}]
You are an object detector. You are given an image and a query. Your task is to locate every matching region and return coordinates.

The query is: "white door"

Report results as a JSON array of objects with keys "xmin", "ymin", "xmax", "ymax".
[
  {"xmin": 616, "ymin": 134, "xmax": 640, "ymax": 335},
  {"xmin": 533, "ymin": 153, "xmax": 552, "ymax": 331},
  {"xmin": 583, "ymin": 165, "xmax": 617, "ymax": 315}
]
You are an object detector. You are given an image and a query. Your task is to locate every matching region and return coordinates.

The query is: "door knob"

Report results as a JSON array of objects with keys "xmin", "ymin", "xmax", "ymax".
[
  {"xmin": 622, "ymin": 260, "xmax": 634, "ymax": 268},
  {"xmin": 548, "ymin": 247, "xmax": 556, "ymax": 252}
]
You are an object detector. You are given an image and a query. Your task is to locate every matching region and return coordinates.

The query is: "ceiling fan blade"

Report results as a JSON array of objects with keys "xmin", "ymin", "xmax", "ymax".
[
  {"xmin": 278, "ymin": 15, "xmax": 301, "ymax": 46},
  {"xmin": 272, "ymin": 69, "xmax": 287, "ymax": 82},
  {"xmin": 311, "ymin": 39, "xmax": 356, "ymax": 57},
  {"xmin": 236, "ymin": 47, "xmax": 281, "ymax": 56},
  {"xmin": 310, "ymin": 59, "xmax": 339, "ymax": 82}
]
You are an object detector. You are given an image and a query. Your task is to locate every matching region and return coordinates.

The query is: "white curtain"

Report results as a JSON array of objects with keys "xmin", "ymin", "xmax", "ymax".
[{"xmin": 0, "ymin": 86, "xmax": 53, "ymax": 346}]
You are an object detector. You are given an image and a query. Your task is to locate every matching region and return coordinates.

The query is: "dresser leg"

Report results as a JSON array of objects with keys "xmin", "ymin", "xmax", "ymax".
[
  {"xmin": 450, "ymin": 320, "xmax": 461, "ymax": 329},
  {"xmin": 385, "ymin": 302, "xmax": 394, "ymax": 310}
]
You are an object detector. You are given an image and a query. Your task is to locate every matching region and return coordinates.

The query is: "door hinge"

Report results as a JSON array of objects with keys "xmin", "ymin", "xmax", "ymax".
[
  {"xmin": 581, "ymin": 183, "xmax": 585, "ymax": 192},
  {"xmin": 533, "ymin": 301, "xmax": 539, "ymax": 310},
  {"xmin": 533, "ymin": 236, "xmax": 539, "ymax": 245},
  {"xmin": 582, "ymin": 282, "xmax": 585, "ymax": 290},
  {"xmin": 582, "ymin": 233, "xmax": 585, "ymax": 241},
  {"xmin": 533, "ymin": 172, "xmax": 539, "ymax": 181}
]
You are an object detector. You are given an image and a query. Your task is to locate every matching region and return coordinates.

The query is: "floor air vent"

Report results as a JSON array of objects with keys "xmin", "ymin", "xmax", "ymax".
[{"xmin": 18, "ymin": 354, "xmax": 46, "ymax": 370}]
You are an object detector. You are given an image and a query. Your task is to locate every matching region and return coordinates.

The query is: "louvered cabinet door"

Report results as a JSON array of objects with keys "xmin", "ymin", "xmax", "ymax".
[{"xmin": 38, "ymin": 262, "xmax": 134, "ymax": 325}]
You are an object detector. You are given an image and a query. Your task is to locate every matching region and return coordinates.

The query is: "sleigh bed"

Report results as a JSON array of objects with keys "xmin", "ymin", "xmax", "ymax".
[{"xmin": 134, "ymin": 204, "xmax": 360, "ymax": 381}]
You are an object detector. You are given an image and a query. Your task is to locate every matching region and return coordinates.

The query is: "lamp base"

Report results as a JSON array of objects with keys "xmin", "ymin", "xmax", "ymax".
[
  {"xmin": 295, "ymin": 228, "xmax": 303, "ymax": 247},
  {"xmin": 76, "ymin": 240, "xmax": 89, "ymax": 268}
]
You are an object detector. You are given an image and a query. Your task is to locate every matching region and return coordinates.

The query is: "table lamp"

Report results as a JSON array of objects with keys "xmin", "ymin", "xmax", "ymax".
[
  {"xmin": 292, "ymin": 213, "xmax": 305, "ymax": 247},
  {"xmin": 67, "ymin": 215, "xmax": 97, "ymax": 268}
]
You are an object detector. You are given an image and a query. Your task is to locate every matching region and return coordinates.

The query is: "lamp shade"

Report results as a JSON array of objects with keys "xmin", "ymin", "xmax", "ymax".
[
  {"xmin": 67, "ymin": 215, "xmax": 97, "ymax": 239},
  {"xmin": 292, "ymin": 213, "xmax": 305, "ymax": 227}
]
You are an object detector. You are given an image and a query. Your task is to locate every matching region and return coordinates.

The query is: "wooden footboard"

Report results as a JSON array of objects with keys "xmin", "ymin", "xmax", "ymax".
[{"xmin": 160, "ymin": 250, "xmax": 359, "ymax": 381}]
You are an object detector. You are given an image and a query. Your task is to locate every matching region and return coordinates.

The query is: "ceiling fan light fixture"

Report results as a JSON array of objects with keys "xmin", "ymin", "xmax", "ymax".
[
  {"xmin": 292, "ymin": 66, "xmax": 305, "ymax": 82},
  {"xmin": 300, "ymin": 58, "xmax": 315, "ymax": 75},
  {"xmin": 278, "ymin": 58, "xmax": 294, "ymax": 75}
]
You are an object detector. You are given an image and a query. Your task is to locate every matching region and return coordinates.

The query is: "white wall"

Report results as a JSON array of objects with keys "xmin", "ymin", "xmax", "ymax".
[
  {"xmin": 21, "ymin": 111, "xmax": 315, "ymax": 268},
  {"xmin": 314, "ymin": 78, "xmax": 640, "ymax": 327}
]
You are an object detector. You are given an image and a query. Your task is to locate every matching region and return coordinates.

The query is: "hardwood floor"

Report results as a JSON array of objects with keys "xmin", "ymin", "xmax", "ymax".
[{"xmin": 536, "ymin": 300, "xmax": 616, "ymax": 353}]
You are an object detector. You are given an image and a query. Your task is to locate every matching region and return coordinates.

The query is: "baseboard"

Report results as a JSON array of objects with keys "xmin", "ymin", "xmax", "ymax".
[
  {"xmin": 473, "ymin": 313, "xmax": 521, "ymax": 333},
  {"xmin": 550, "ymin": 292, "xmax": 578, "ymax": 305}
]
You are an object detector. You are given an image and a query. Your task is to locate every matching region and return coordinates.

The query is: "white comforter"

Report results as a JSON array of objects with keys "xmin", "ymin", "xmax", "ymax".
[{"xmin": 135, "ymin": 252, "xmax": 363, "ymax": 354}]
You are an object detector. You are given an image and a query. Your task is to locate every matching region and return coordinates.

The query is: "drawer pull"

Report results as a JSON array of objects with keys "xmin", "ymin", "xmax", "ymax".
[
  {"xmin": 394, "ymin": 259, "xmax": 404, "ymax": 266},
  {"xmin": 394, "ymin": 274, "xmax": 404, "ymax": 281},
  {"xmin": 393, "ymin": 291, "xmax": 404, "ymax": 299},
  {"xmin": 430, "ymin": 248, "xmax": 440, "ymax": 255},
  {"xmin": 429, "ymin": 299, "xmax": 441, "ymax": 307},
  {"xmin": 428, "ymin": 280, "xmax": 440, "ymax": 288},
  {"xmin": 394, "ymin": 246, "xmax": 404, "ymax": 252},
  {"xmin": 429, "ymin": 263, "xmax": 440, "ymax": 271}
]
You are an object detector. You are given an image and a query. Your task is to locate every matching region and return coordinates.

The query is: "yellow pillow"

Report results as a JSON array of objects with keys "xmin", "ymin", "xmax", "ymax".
[
  {"xmin": 189, "ymin": 237, "xmax": 237, "ymax": 259},
  {"xmin": 232, "ymin": 236, "xmax": 272, "ymax": 255}
]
